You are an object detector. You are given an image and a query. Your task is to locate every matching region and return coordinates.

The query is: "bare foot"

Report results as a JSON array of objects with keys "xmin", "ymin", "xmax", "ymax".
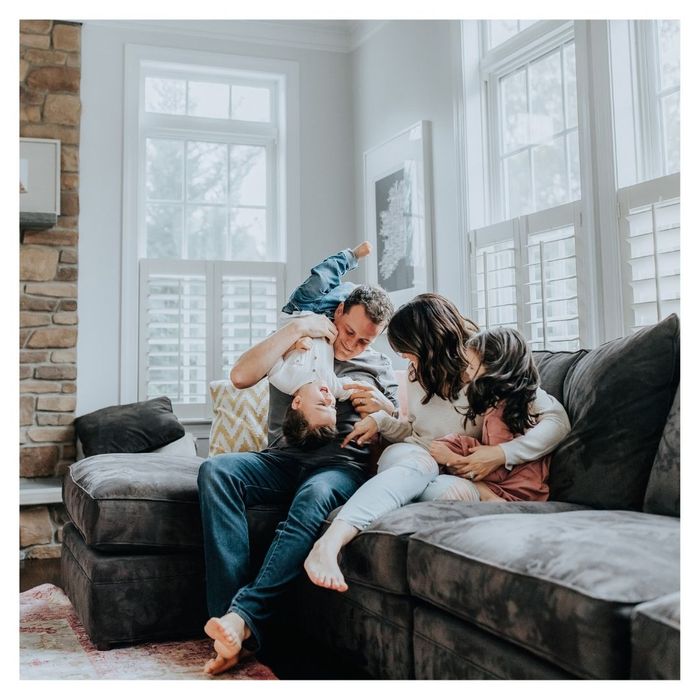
[
  {"xmin": 353, "ymin": 241, "xmax": 372, "ymax": 259},
  {"xmin": 203, "ymin": 612, "xmax": 251, "ymax": 675},
  {"xmin": 304, "ymin": 540, "xmax": 348, "ymax": 592}
]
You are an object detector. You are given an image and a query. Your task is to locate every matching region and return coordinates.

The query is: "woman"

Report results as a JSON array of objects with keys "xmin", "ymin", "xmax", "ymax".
[{"xmin": 303, "ymin": 293, "xmax": 571, "ymax": 592}]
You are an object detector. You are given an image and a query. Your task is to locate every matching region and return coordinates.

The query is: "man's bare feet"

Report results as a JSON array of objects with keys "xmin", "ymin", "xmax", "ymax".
[
  {"xmin": 203, "ymin": 612, "xmax": 251, "ymax": 675},
  {"xmin": 353, "ymin": 241, "xmax": 372, "ymax": 259},
  {"xmin": 304, "ymin": 539, "xmax": 348, "ymax": 592}
]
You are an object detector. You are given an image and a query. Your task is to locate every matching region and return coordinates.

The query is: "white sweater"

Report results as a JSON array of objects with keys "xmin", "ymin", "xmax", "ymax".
[{"xmin": 371, "ymin": 377, "xmax": 571, "ymax": 468}]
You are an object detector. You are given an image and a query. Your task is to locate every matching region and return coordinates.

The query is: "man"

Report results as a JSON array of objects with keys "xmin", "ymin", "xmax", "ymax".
[{"xmin": 198, "ymin": 276, "xmax": 398, "ymax": 675}]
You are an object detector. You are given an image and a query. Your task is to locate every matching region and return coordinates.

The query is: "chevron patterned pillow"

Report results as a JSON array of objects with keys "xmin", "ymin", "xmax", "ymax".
[{"xmin": 208, "ymin": 379, "xmax": 269, "ymax": 456}]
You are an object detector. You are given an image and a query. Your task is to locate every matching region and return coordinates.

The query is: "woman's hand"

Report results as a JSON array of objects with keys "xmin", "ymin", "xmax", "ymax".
[
  {"xmin": 447, "ymin": 445, "xmax": 506, "ymax": 481},
  {"xmin": 341, "ymin": 415, "xmax": 380, "ymax": 448},
  {"xmin": 428, "ymin": 441, "xmax": 461, "ymax": 466},
  {"xmin": 343, "ymin": 382, "xmax": 395, "ymax": 418}
]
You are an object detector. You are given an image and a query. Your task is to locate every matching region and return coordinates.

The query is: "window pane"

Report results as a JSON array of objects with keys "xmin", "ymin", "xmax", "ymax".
[
  {"xmin": 532, "ymin": 136, "xmax": 567, "ymax": 211},
  {"xmin": 501, "ymin": 69, "xmax": 529, "ymax": 153},
  {"xmin": 146, "ymin": 204, "xmax": 182, "ymax": 258},
  {"xmin": 662, "ymin": 92, "xmax": 680, "ymax": 174},
  {"xmin": 230, "ymin": 146, "xmax": 267, "ymax": 206},
  {"xmin": 231, "ymin": 85, "xmax": 271, "ymax": 122},
  {"xmin": 487, "ymin": 20, "xmax": 518, "ymax": 49},
  {"xmin": 230, "ymin": 208, "xmax": 267, "ymax": 261},
  {"xmin": 146, "ymin": 139, "xmax": 183, "ymax": 201},
  {"xmin": 187, "ymin": 81, "xmax": 230, "ymax": 119},
  {"xmin": 657, "ymin": 20, "xmax": 680, "ymax": 90},
  {"xmin": 186, "ymin": 206, "xmax": 226, "ymax": 259},
  {"xmin": 567, "ymin": 132, "xmax": 581, "ymax": 200},
  {"xmin": 564, "ymin": 42, "xmax": 578, "ymax": 128},
  {"xmin": 504, "ymin": 150, "xmax": 532, "ymax": 217},
  {"xmin": 187, "ymin": 141, "xmax": 228, "ymax": 203},
  {"xmin": 529, "ymin": 50, "xmax": 564, "ymax": 136},
  {"xmin": 145, "ymin": 77, "xmax": 186, "ymax": 115}
]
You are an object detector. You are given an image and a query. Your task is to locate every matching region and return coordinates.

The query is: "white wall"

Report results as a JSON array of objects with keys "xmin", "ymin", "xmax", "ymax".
[
  {"xmin": 77, "ymin": 21, "xmax": 356, "ymax": 414},
  {"xmin": 350, "ymin": 20, "xmax": 462, "ymax": 360}
]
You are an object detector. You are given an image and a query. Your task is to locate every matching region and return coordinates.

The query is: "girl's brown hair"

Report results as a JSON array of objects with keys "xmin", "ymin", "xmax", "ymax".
[
  {"xmin": 464, "ymin": 326, "xmax": 540, "ymax": 435},
  {"xmin": 387, "ymin": 293, "xmax": 478, "ymax": 404}
]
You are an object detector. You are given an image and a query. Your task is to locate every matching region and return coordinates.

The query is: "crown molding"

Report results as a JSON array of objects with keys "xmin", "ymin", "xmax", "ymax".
[{"xmin": 82, "ymin": 19, "xmax": 389, "ymax": 53}]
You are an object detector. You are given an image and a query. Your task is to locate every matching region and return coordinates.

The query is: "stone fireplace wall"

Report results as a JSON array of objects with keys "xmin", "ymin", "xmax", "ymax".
[{"xmin": 20, "ymin": 20, "xmax": 81, "ymax": 559}]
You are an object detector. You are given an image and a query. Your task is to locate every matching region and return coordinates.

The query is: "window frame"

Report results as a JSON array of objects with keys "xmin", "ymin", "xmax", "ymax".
[{"xmin": 122, "ymin": 44, "xmax": 300, "ymax": 415}]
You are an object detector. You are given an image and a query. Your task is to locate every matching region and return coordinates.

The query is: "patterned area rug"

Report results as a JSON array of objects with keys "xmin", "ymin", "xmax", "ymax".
[{"xmin": 20, "ymin": 584, "xmax": 277, "ymax": 680}]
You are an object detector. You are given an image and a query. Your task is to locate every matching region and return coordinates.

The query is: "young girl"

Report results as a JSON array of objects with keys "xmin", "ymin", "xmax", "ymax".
[
  {"xmin": 422, "ymin": 326, "xmax": 551, "ymax": 504},
  {"xmin": 303, "ymin": 294, "xmax": 570, "ymax": 592}
]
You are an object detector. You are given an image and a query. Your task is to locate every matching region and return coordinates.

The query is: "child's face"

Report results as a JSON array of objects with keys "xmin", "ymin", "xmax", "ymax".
[
  {"xmin": 465, "ymin": 348, "xmax": 485, "ymax": 382},
  {"xmin": 292, "ymin": 380, "xmax": 337, "ymax": 429}
]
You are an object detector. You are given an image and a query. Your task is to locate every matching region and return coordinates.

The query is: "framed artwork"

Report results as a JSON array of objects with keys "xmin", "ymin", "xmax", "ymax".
[
  {"xmin": 20, "ymin": 137, "xmax": 61, "ymax": 216},
  {"xmin": 363, "ymin": 121, "xmax": 433, "ymax": 307}
]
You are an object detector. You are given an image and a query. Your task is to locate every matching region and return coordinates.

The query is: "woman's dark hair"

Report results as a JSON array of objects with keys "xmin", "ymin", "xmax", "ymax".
[
  {"xmin": 464, "ymin": 326, "xmax": 540, "ymax": 436},
  {"xmin": 387, "ymin": 293, "xmax": 479, "ymax": 404},
  {"xmin": 282, "ymin": 405, "xmax": 337, "ymax": 448}
]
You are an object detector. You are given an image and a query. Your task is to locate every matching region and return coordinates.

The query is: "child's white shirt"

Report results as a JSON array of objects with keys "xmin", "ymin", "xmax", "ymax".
[{"xmin": 267, "ymin": 311, "xmax": 370, "ymax": 398}]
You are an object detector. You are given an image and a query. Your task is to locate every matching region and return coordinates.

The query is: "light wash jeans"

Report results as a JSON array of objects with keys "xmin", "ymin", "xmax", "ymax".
[{"xmin": 335, "ymin": 443, "xmax": 441, "ymax": 530}]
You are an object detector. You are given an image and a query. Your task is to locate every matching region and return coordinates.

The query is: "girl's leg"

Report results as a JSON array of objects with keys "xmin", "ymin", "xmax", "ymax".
[{"xmin": 304, "ymin": 444, "xmax": 438, "ymax": 590}]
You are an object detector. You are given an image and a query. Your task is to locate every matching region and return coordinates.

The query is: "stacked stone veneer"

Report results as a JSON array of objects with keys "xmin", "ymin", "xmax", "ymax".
[{"xmin": 20, "ymin": 20, "xmax": 81, "ymax": 560}]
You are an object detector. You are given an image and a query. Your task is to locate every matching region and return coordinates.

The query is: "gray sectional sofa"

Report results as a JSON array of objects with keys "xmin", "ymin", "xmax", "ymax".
[{"xmin": 60, "ymin": 313, "xmax": 680, "ymax": 679}]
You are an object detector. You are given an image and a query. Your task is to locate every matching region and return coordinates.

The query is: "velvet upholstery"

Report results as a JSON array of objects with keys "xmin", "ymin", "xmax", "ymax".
[
  {"xmin": 413, "ymin": 604, "xmax": 574, "ymax": 680},
  {"xmin": 630, "ymin": 592, "xmax": 680, "ymax": 680},
  {"xmin": 408, "ymin": 510, "xmax": 680, "ymax": 679},
  {"xmin": 549, "ymin": 314, "xmax": 680, "ymax": 509},
  {"xmin": 644, "ymin": 387, "xmax": 681, "ymax": 517},
  {"xmin": 329, "ymin": 500, "xmax": 590, "ymax": 596},
  {"xmin": 74, "ymin": 396, "xmax": 185, "ymax": 456},
  {"xmin": 532, "ymin": 349, "xmax": 587, "ymax": 404},
  {"xmin": 61, "ymin": 523, "xmax": 206, "ymax": 649},
  {"xmin": 294, "ymin": 577, "xmax": 415, "ymax": 680}
]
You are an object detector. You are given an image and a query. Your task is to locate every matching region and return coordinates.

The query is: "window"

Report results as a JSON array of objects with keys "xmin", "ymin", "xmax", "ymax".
[
  {"xmin": 124, "ymin": 47, "xmax": 297, "ymax": 419},
  {"xmin": 461, "ymin": 20, "xmax": 680, "ymax": 347},
  {"xmin": 468, "ymin": 21, "xmax": 583, "ymax": 350}
]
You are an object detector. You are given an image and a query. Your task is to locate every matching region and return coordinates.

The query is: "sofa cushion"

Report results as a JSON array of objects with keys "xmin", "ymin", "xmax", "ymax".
[
  {"xmin": 75, "ymin": 396, "xmax": 185, "ymax": 457},
  {"xmin": 330, "ymin": 500, "xmax": 589, "ymax": 596},
  {"xmin": 63, "ymin": 453, "xmax": 288, "ymax": 555},
  {"xmin": 209, "ymin": 379, "xmax": 268, "ymax": 456},
  {"xmin": 643, "ymin": 387, "xmax": 680, "ymax": 517},
  {"xmin": 408, "ymin": 510, "xmax": 680, "ymax": 679},
  {"xmin": 532, "ymin": 349, "xmax": 587, "ymax": 405},
  {"xmin": 549, "ymin": 313, "xmax": 680, "ymax": 510},
  {"xmin": 630, "ymin": 592, "xmax": 680, "ymax": 679}
]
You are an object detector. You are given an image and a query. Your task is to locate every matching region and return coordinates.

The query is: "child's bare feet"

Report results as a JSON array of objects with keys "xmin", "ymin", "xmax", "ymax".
[
  {"xmin": 353, "ymin": 241, "xmax": 372, "ymax": 259},
  {"xmin": 203, "ymin": 612, "xmax": 251, "ymax": 675},
  {"xmin": 304, "ymin": 539, "xmax": 348, "ymax": 592}
]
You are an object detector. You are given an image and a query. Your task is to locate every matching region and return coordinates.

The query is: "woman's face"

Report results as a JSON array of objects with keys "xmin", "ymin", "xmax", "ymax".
[
  {"xmin": 465, "ymin": 347, "xmax": 485, "ymax": 382},
  {"xmin": 400, "ymin": 352, "xmax": 419, "ymax": 370}
]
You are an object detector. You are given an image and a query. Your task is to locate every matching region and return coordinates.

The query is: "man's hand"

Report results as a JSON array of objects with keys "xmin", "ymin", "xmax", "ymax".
[
  {"xmin": 428, "ymin": 441, "xmax": 461, "ymax": 467},
  {"xmin": 294, "ymin": 314, "xmax": 338, "ymax": 345},
  {"xmin": 343, "ymin": 382, "xmax": 395, "ymax": 418},
  {"xmin": 446, "ymin": 445, "xmax": 505, "ymax": 481},
  {"xmin": 341, "ymin": 415, "xmax": 380, "ymax": 448}
]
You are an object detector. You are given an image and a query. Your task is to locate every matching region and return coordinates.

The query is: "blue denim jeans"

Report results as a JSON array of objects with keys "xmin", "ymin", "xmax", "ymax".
[
  {"xmin": 281, "ymin": 248, "xmax": 358, "ymax": 317},
  {"xmin": 197, "ymin": 449, "xmax": 366, "ymax": 650}
]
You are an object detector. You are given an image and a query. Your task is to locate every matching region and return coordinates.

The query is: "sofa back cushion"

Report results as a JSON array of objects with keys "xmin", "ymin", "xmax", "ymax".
[
  {"xmin": 548, "ymin": 314, "xmax": 680, "ymax": 510},
  {"xmin": 643, "ymin": 387, "xmax": 680, "ymax": 517},
  {"xmin": 533, "ymin": 350, "xmax": 587, "ymax": 404}
]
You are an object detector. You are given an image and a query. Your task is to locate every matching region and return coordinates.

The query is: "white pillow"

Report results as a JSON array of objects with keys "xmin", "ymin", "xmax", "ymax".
[{"xmin": 209, "ymin": 379, "xmax": 269, "ymax": 456}]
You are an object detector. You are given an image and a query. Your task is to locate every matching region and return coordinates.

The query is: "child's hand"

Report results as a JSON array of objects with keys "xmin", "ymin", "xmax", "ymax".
[
  {"xmin": 429, "ymin": 441, "xmax": 461, "ymax": 467},
  {"xmin": 353, "ymin": 241, "xmax": 372, "ymax": 259},
  {"xmin": 341, "ymin": 415, "xmax": 379, "ymax": 448},
  {"xmin": 294, "ymin": 337, "xmax": 313, "ymax": 352}
]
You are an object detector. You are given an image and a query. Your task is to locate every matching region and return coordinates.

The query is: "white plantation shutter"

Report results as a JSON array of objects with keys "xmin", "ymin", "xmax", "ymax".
[
  {"xmin": 618, "ymin": 174, "xmax": 680, "ymax": 334},
  {"xmin": 140, "ymin": 260, "xmax": 284, "ymax": 418},
  {"xmin": 469, "ymin": 202, "xmax": 582, "ymax": 350}
]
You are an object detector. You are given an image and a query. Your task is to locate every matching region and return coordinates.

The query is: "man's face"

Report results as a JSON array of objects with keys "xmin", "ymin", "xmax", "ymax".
[{"xmin": 332, "ymin": 303, "xmax": 383, "ymax": 361}]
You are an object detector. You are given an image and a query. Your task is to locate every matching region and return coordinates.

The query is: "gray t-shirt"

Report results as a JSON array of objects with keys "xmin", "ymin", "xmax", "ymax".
[{"xmin": 265, "ymin": 347, "xmax": 399, "ymax": 470}]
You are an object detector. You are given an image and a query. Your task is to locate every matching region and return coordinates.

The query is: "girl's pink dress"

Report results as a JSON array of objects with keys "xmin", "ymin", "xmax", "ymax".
[{"xmin": 436, "ymin": 402, "xmax": 550, "ymax": 502}]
